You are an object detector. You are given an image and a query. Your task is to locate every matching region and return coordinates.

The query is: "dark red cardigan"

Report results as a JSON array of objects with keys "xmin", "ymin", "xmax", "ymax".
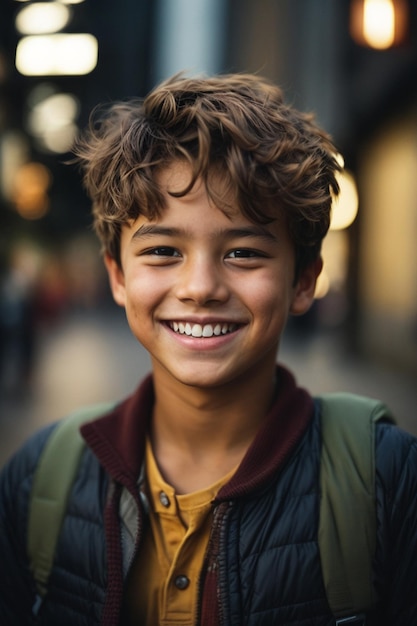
[{"xmin": 81, "ymin": 365, "xmax": 314, "ymax": 625}]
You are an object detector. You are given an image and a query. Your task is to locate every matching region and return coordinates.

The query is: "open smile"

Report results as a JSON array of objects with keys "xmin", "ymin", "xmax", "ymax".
[{"xmin": 168, "ymin": 321, "xmax": 240, "ymax": 338}]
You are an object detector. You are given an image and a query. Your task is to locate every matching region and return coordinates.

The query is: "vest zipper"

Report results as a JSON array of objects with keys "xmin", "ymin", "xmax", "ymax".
[{"xmin": 195, "ymin": 500, "xmax": 234, "ymax": 626}]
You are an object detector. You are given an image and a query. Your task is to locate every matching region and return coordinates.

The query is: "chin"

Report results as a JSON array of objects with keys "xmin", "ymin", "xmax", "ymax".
[
  {"xmin": 159, "ymin": 362, "xmax": 229, "ymax": 389},
  {"xmin": 176, "ymin": 373, "xmax": 225, "ymax": 390},
  {"xmin": 172, "ymin": 362, "xmax": 256, "ymax": 391}
]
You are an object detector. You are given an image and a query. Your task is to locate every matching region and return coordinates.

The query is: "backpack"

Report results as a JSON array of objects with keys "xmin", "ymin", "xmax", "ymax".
[{"xmin": 27, "ymin": 393, "xmax": 394, "ymax": 625}]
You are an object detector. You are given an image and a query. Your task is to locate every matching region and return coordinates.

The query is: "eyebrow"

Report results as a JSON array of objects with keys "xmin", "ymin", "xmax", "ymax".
[
  {"xmin": 131, "ymin": 224, "xmax": 279, "ymax": 243},
  {"xmin": 132, "ymin": 225, "xmax": 181, "ymax": 240}
]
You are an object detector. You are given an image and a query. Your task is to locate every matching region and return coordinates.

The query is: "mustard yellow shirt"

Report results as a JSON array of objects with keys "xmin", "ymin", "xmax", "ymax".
[{"xmin": 123, "ymin": 439, "xmax": 236, "ymax": 625}]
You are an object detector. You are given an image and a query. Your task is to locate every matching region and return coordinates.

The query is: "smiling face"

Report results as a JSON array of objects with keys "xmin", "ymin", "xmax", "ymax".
[{"xmin": 105, "ymin": 163, "xmax": 321, "ymax": 393}]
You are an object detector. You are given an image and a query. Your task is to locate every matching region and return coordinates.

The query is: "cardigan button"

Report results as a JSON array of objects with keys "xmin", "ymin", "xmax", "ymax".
[
  {"xmin": 159, "ymin": 491, "xmax": 170, "ymax": 507},
  {"xmin": 174, "ymin": 575, "xmax": 190, "ymax": 590}
]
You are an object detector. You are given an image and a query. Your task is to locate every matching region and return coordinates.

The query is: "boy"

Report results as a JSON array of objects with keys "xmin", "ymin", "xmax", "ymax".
[{"xmin": 1, "ymin": 73, "xmax": 416, "ymax": 625}]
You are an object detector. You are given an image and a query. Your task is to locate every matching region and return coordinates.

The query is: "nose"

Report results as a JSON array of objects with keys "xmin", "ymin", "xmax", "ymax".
[{"xmin": 175, "ymin": 253, "xmax": 230, "ymax": 306}]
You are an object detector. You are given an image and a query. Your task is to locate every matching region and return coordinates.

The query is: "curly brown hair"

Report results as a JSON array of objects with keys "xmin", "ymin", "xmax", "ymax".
[{"xmin": 73, "ymin": 72, "xmax": 340, "ymax": 273}]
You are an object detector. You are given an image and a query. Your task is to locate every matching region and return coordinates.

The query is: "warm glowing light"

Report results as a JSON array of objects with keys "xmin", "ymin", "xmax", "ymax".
[
  {"xmin": 315, "ymin": 231, "xmax": 350, "ymax": 307},
  {"xmin": 14, "ymin": 0, "xmax": 85, "ymax": 2},
  {"xmin": 44, "ymin": 122, "xmax": 79, "ymax": 153},
  {"xmin": 0, "ymin": 131, "xmax": 29, "ymax": 201},
  {"xmin": 363, "ymin": 0, "xmax": 395, "ymax": 49},
  {"xmin": 315, "ymin": 270, "xmax": 330, "ymax": 299},
  {"xmin": 15, "ymin": 34, "xmax": 98, "ymax": 76},
  {"xmin": 330, "ymin": 169, "xmax": 359, "ymax": 231},
  {"xmin": 29, "ymin": 93, "xmax": 79, "ymax": 135},
  {"xmin": 13, "ymin": 162, "xmax": 52, "ymax": 219},
  {"xmin": 350, "ymin": 0, "xmax": 408, "ymax": 49},
  {"xmin": 28, "ymin": 92, "xmax": 80, "ymax": 153},
  {"xmin": 15, "ymin": 3, "xmax": 71, "ymax": 35}
]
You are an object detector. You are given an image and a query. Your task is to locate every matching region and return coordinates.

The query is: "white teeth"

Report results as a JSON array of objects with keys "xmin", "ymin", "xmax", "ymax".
[
  {"xmin": 170, "ymin": 321, "xmax": 237, "ymax": 337},
  {"xmin": 191, "ymin": 324, "xmax": 203, "ymax": 337},
  {"xmin": 202, "ymin": 324, "xmax": 214, "ymax": 337}
]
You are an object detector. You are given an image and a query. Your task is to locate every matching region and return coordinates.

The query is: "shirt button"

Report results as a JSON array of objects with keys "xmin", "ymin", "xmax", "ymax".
[
  {"xmin": 174, "ymin": 575, "xmax": 190, "ymax": 590},
  {"xmin": 159, "ymin": 491, "xmax": 170, "ymax": 507}
]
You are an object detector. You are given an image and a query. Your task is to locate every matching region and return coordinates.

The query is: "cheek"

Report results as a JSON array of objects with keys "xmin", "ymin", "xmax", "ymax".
[
  {"xmin": 247, "ymin": 285, "xmax": 295, "ymax": 341},
  {"xmin": 124, "ymin": 272, "xmax": 166, "ymax": 317},
  {"xmin": 242, "ymin": 271, "xmax": 293, "ymax": 313},
  {"xmin": 123, "ymin": 286, "xmax": 156, "ymax": 347}
]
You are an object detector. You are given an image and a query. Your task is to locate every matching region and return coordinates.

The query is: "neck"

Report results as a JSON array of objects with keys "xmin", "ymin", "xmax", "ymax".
[{"xmin": 149, "ymin": 366, "xmax": 277, "ymax": 492}]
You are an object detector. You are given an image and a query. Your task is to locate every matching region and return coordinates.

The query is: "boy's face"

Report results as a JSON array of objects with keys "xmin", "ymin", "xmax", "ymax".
[{"xmin": 105, "ymin": 162, "xmax": 321, "ymax": 391}]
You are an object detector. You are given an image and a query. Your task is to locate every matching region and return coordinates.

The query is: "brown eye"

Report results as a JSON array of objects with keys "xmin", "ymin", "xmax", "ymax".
[
  {"xmin": 227, "ymin": 249, "xmax": 260, "ymax": 258},
  {"xmin": 147, "ymin": 247, "xmax": 180, "ymax": 257}
]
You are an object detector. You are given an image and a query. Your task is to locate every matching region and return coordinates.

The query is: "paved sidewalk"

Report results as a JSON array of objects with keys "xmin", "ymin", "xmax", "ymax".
[{"xmin": 1, "ymin": 308, "xmax": 416, "ymax": 466}]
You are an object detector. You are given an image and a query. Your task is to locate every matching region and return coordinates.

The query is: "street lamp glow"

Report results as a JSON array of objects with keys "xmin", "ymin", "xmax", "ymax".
[
  {"xmin": 28, "ymin": 92, "xmax": 80, "ymax": 153},
  {"xmin": 330, "ymin": 170, "xmax": 359, "ymax": 231},
  {"xmin": 363, "ymin": 0, "xmax": 395, "ymax": 49},
  {"xmin": 15, "ymin": 3, "xmax": 71, "ymax": 35},
  {"xmin": 16, "ymin": 34, "xmax": 98, "ymax": 76},
  {"xmin": 350, "ymin": 0, "xmax": 408, "ymax": 49}
]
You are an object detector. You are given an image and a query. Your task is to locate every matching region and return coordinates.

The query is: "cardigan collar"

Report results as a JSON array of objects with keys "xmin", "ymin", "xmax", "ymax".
[{"xmin": 81, "ymin": 364, "xmax": 314, "ymax": 498}]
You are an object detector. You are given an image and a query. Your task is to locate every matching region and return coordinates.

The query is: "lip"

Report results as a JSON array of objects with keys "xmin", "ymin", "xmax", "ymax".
[{"xmin": 163, "ymin": 317, "xmax": 244, "ymax": 325}]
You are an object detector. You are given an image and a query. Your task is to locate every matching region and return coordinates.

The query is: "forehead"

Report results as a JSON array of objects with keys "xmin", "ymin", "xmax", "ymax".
[
  {"xmin": 149, "ymin": 161, "xmax": 240, "ymax": 226},
  {"xmin": 123, "ymin": 162, "xmax": 290, "ymax": 246},
  {"xmin": 156, "ymin": 160, "xmax": 233, "ymax": 205},
  {"xmin": 154, "ymin": 160, "xmax": 284, "ymax": 225},
  {"xmin": 156, "ymin": 161, "xmax": 194, "ymax": 192},
  {"xmin": 139, "ymin": 161, "xmax": 290, "ymax": 238}
]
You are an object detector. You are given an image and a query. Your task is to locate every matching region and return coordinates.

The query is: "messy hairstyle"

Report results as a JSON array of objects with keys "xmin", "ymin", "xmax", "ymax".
[{"xmin": 73, "ymin": 72, "xmax": 341, "ymax": 273}]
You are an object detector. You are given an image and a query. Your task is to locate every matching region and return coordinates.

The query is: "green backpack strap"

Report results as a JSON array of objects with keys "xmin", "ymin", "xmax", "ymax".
[
  {"xmin": 28, "ymin": 402, "xmax": 114, "ymax": 600},
  {"xmin": 318, "ymin": 392, "xmax": 395, "ymax": 622}
]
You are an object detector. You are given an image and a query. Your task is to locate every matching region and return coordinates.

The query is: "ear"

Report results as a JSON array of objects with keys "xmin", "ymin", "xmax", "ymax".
[
  {"xmin": 290, "ymin": 257, "xmax": 323, "ymax": 316},
  {"xmin": 104, "ymin": 253, "xmax": 126, "ymax": 307}
]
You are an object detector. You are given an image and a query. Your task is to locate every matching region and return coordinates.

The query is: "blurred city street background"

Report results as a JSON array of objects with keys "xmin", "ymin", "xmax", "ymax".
[{"xmin": 1, "ymin": 0, "xmax": 417, "ymax": 464}]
